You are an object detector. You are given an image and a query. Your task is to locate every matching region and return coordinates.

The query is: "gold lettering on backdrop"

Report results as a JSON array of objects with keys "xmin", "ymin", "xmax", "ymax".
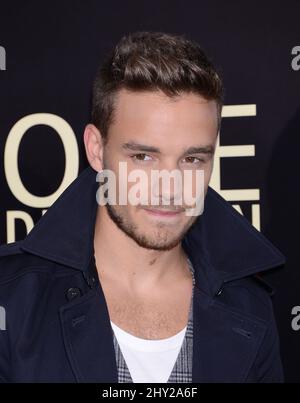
[
  {"xmin": 4, "ymin": 113, "xmax": 79, "ymax": 208},
  {"xmin": 6, "ymin": 211, "xmax": 34, "ymax": 243},
  {"xmin": 6, "ymin": 209, "xmax": 49, "ymax": 242},
  {"xmin": 210, "ymin": 104, "xmax": 260, "ymax": 230}
]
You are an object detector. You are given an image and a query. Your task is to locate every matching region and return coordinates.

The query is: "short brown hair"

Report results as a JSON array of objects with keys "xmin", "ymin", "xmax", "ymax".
[{"xmin": 91, "ymin": 31, "xmax": 224, "ymax": 143}]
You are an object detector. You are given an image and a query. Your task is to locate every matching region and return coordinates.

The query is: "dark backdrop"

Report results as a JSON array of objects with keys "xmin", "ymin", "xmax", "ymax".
[{"xmin": 0, "ymin": 0, "xmax": 299, "ymax": 382}]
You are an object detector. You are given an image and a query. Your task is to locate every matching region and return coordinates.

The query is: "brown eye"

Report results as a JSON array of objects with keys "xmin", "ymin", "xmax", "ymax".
[
  {"xmin": 131, "ymin": 154, "xmax": 152, "ymax": 161},
  {"xmin": 183, "ymin": 156, "xmax": 202, "ymax": 164}
]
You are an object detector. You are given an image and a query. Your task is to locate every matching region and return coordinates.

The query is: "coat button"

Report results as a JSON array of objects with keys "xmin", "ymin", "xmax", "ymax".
[
  {"xmin": 66, "ymin": 287, "xmax": 82, "ymax": 301},
  {"xmin": 216, "ymin": 288, "xmax": 223, "ymax": 296}
]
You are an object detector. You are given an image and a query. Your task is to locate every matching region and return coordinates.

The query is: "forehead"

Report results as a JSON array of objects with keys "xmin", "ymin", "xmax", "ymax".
[{"xmin": 108, "ymin": 88, "xmax": 218, "ymax": 146}]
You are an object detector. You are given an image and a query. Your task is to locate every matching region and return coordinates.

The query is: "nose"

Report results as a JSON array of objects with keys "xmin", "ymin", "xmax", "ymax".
[{"xmin": 151, "ymin": 166, "xmax": 183, "ymax": 207}]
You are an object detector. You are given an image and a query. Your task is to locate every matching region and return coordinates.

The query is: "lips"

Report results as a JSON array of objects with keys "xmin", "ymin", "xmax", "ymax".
[{"xmin": 142, "ymin": 207, "xmax": 184, "ymax": 216}]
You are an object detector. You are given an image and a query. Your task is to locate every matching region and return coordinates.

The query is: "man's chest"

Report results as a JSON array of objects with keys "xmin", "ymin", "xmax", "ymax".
[{"xmin": 101, "ymin": 283, "xmax": 193, "ymax": 340}]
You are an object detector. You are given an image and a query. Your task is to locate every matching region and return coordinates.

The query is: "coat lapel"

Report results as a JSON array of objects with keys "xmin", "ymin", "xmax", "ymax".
[
  {"xmin": 60, "ymin": 283, "xmax": 118, "ymax": 383},
  {"xmin": 192, "ymin": 286, "xmax": 267, "ymax": 383}
]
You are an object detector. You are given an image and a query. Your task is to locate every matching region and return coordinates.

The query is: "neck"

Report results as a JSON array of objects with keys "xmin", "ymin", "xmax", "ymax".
[{"xmin": 93, "ymin": 205, "xmax": 189, "ymax": 290}]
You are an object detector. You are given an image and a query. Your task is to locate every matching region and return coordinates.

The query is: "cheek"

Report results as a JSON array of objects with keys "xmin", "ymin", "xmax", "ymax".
[
  {"xmin": 181, "ymin": 165, "xmax": 212, "ymax": 205},
  {"xmin": 112, "ymin": 204, "xmax": 137, "ymax": 225},
  {"xmin": 202, "ymin": 162, "xmax": 214, "ymax": 185}
]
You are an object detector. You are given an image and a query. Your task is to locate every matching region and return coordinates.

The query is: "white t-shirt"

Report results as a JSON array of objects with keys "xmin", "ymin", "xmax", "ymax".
[{"xmin": 110, "ymin": 320, "xmax": 186, "ymax": 383}]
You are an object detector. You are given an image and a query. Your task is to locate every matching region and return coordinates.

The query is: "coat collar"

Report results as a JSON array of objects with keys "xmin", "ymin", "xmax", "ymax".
[{"xmin": 20, "ymin": 165, "xmax": 285, "ymax": 297}]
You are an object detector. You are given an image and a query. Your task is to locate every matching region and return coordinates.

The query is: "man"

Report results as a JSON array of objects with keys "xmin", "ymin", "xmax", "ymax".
[{"xmin": 0, "ymin": 31, "xmax": 285, "ymax": 383}]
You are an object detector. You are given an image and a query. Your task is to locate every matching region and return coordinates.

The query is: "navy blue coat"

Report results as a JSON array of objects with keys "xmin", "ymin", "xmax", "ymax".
[{"xmin": 0, "ymin": 166, "xmax": 286, "ymax": 383}]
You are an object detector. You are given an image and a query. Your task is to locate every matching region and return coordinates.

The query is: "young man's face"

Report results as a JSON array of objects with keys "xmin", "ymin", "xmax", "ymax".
[{"xmin": 93, "ymin": 88, "xmax": 218, "ymax": 251}]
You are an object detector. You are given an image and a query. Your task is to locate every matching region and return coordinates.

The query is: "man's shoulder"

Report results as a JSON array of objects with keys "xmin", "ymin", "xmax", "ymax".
[{"xmin": 0, "ymin": 241, "xmax": 72, "ymax": 286}]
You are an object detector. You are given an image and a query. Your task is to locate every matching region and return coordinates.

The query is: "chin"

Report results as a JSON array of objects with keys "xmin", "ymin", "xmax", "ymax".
[{"xmin": 135, "ymin": 232, "xmax": 183, "ymax": 251}]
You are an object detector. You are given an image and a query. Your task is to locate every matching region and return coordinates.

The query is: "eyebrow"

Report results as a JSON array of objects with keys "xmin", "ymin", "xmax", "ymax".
[{"xmin": 122, "ymin": 142, "xmax": 215, "ymax": 155}]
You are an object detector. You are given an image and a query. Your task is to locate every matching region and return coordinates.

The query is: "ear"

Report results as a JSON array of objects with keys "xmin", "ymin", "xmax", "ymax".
[{"xmin": 83, "ymin": 124, "xmax": 104, "ymax": 172}]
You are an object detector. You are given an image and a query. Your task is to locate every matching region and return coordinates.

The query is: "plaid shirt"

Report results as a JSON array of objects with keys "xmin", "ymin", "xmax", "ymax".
[{"xmin": 111, "ymin": 257, "xmax": 195, "ymax": 383}]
